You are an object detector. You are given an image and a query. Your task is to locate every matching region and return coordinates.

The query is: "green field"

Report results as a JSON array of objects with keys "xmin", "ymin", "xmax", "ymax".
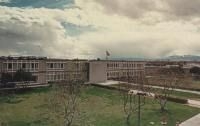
[{"xmin": 0, "ymin": 86, "xmax": 200, "ymax": 126}]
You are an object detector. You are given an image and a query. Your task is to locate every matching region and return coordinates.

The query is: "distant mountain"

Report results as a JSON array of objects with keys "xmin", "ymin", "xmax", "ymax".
[{"xmin": 162, "ymin": 55, "xmax": 200, "ymax": 61}]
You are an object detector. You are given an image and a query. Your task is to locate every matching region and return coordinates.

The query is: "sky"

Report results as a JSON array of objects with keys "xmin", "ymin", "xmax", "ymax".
[{"xmin": 1, "ymin": 0, "xmax": 200, "ymax": 59}]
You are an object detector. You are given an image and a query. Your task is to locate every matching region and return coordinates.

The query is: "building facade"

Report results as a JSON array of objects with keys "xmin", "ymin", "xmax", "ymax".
[
  {"xmin": 0, "ymin": 56, "xmax": 46, "ymax": 83},
  {"xmin": 89, "ymin": 60, "xmax": 146, "ymax": 83},
  {"xmin": 106, "ymin": 61, "xmax": 145, "ymax": 80},
  {"xmin": 0, "ymin": 56, "xmax": 146, "ymax": 84},
  {"xmin": 0, "ymin": 56, "xmax": 89, "ymax": 84}
]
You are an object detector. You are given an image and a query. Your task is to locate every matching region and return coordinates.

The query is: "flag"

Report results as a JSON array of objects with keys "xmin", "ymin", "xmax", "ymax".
[{"xmin": 106, "ymin": 51, "xmax": 110, "ymax": 56}]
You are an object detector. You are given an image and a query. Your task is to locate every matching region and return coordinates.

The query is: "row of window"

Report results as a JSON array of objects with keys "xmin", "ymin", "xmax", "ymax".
[
  {"xmin": 47, "ymin": 72, "xmax": 65, "ymax": 81},
  {"xmin": 47, "ymin": 63, "xmax": 64, "ymax": 69},
  {"xmin": 46, "ymin": 72, "xmax": 83, "ymax": 81},
  {"xmin": 5, "ymin": 63, "xmax": 39, "ymax": 70},
  {"xmin": 107, "ymin": 71, "xmax": 144, "ymax": 77},
  {"xmin": 107, "ymin": 63, "xmax": 144, "ymax": 68}
]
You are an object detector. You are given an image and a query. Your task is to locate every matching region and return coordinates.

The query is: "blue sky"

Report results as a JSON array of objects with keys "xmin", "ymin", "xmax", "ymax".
[
  {"xmin": 0, "ymin": 0, "xmax": 74, "ymax": 8},
  {"xmin": 0, "ymin": 0, "xmax": 200, "ymax": 58}
]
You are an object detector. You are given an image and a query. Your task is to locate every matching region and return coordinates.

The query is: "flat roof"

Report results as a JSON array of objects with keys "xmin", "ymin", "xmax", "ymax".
[{"xmin": 89, "ymin": 60, "xmax": 146, "ymax": 62}]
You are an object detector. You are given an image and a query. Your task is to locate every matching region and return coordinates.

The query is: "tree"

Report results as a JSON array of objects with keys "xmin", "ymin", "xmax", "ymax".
[
  {"xmin": 153, "ymin": 67, "xmax": 181, "ymax": 112},
  {"xmin": 122, "ymin": 82, "xmax": 136, "ymax": 126},
  {"xmin": 48, "ymin": 79, "xmax": 84, "ymax": 126},
  {"xmin": 154, "ymin": 77, "xmax": 178, "ymax": 112},
  {"xmin": 1, "ymin": 72, "xmax": 13, "ymax": 84},
  {"xmin": 13, "ymin": 69, "xmax": 35, "ymax": 82},
  {"xmin": 190, "ymin": 67, "xmax": 200, "ymax": 75},
  {"xmin": 118, "ymin": 70, "xmax": 147, "ymax": 126}
]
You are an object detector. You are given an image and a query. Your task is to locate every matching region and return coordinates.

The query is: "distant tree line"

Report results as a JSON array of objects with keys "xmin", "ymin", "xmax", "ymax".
[{"xmin": 190, "ymin": 67, "xmax": 200, "ymax": 75}]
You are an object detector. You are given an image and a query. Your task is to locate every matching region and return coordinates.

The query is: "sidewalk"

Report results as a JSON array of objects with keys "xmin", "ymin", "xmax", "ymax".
[
  {"xmin": 188, "ymin": 99, "xmax": 200, "ymax": 108},
  {"xmin": 96, "ymin": 81, "xmax": 200, "ymax": 108},
  {"xmin": 180, "ymin": 114, "xmax": 200, "ymax": 126}
]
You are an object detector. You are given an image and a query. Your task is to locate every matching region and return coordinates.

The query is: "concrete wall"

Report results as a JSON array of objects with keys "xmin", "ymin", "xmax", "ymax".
[
  {"xmin": 65, "ymin": 60, "xmax": 89, "ymax": 82},
  {"xmin": 89, "ymin": 61, "xmax": 107, "ymax": 83},
  {"xmin": 37, "ymin": 60, "xmax": 46, "ymax": 84}
]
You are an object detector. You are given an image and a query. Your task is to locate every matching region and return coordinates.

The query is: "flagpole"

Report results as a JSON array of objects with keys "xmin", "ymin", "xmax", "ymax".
[{"xmin": 106, "ymin": 50, "xmax": 110, "ymax": 61}]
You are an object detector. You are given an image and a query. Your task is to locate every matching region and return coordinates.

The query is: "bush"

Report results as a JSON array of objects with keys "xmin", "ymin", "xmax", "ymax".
[
  {"xmin": 167, "ymin": 96, "xmax": 188, "ymax": 104},
  {"xmin": 190, "ymin": 67, "xmax": 200, "ymax": 75},
  {"xmin": 0, "ymin": 82, "xmax": 16, "ymax": 88}
]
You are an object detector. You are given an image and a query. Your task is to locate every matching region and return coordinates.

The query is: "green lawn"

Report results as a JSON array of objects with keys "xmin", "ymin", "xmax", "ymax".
[
  {"xmin": 0, "ymin": 86, "xmax": 199, "ymax": 126},
  {"xmin": 171, "ymin": 90, "xmax": 200, "ymax": 100}
]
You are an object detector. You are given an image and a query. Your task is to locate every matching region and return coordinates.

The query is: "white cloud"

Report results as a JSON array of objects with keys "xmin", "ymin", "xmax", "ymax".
[
  {"xmin": 1, "ymin": 0, "xmax": 200, "ymax": 59},
  {"xmin": 0, "ymin": 0, "xmax": 10, "ymax": 3}
]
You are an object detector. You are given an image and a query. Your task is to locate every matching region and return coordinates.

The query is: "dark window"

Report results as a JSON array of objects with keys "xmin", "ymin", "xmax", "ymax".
[
  {"xmin": 8, "ymin": 63, "xmax": 12, "ymax": 69},
  {"xmin": 22, "ymin": 63, "xmax": 26, "ymax": 69},
  {"xmin": 61, "ymin": 63, "xmax": 64, "ymax": 68},
  {"xmin": 50, "ymin": 63, "xmax": 53, "ymax": 68},
  {"xmin": 31, "ymin": 63, "xmax": 34, "ymax": 69}
]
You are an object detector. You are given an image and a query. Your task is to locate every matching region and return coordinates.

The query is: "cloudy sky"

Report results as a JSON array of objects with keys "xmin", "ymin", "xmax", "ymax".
[{"xmin": 0, "ymin": 0, "xmax": 200, "ymax": 59}]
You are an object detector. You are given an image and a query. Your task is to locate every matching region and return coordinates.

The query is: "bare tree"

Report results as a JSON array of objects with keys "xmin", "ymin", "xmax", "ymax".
[
  {"xmin": 154, "ymin": 77, "xmax": 178, "ymax": 112},
  {"xmin": 153, "ymin": 67, "xmax": 182, "ymax": 112},
  {"xmin": 122, "ymin": 81, "xmax": 136, "ymax": 126},
  {"xmin": 49, "ymin": 80, "xmax": 84, "ymax": 126},
  {"xmin": 118, "ymin": 70, "xmax": 146, "ymax": 126},
  {"xmin": 48, "ymin": 60, "xmax": 85, "ymax": 126}
]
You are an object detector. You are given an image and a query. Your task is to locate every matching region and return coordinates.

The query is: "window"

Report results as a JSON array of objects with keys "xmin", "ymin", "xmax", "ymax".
[
  {"xmin": 13, "ymin": 63, "xmax": 17, "ymax": 70},
  {"xmin": 55, "ymin": 63, "xmax": 57, "ymax": 69},
  {"xmin": 50, "ymin": 63, "xmax": 53, "ymax": 68},
  {"xmin": 22, "ymin": 63, "xmax": 26, "ymax": 69},
  {"xmin": 35, "ymin": 63, "xmax": 39, "ymax": 69},
  {"xmin": 61, "ymin": 63, "xmax": 64, "ymax": 68},
  {"xmin": 18, "ymin": 63, "xmax": 22, "ymax": 69},
  {"xmin": 31, "ymin": 63, "xmax": 34, "ymax": 69},
  {"xmin": 8, "ymin": 63, "xmax": 12, "ymax": 69}
]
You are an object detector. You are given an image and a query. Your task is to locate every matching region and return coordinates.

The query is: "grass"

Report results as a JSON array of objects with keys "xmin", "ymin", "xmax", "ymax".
[
  {"xmin": 0, "ymin": 86, "xmax": 199, "ymax": 126},
  {"xmin": 171, "ymin": 90, "xmax": 200, "ymax": 100}
]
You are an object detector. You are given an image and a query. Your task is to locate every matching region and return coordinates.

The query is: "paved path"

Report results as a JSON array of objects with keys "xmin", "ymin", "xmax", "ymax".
[
  {"xmin": 97, "ymin": 80, "xmax": 123, "ymax": 85},
  {"xmin": 188, "ymin": 100, "xmax": 200, "ymax": 108},
  {"xmin": 96, "ymin": 81, "xmax": 200, "ymax": 125},
  {"xmin": 0, "ymin": 83, "xmax": 49, "ymax": 91},
  {"xmin": 98, "ymin": 80, "xmax": 200, "ymax": 95},
  {"xmin": 96, "ymin": 81, "xmax": 200, "ymax": 108},
  {"xmin": 149, "ymin": 85, "xmax": 200, "ymax": 95},
  {"xmin": 180, "ymin": 114, "xmax": 200, "ymax": 126}
]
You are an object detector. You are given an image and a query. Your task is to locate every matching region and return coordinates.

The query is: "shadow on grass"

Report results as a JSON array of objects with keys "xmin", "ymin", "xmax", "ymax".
[
  {"xmin": 8, "ymin": 121, "xmax": 31, "ymax": 126},
  {"xmin": 0, "ymin": 95, "xmax": 24, "ymax": 104},
  {"xmin": 16, "ymin": 87, "xmax": 51, "ymax": 95},
  {"xmin": 0, "ymin": 87, "xmax": 51, "ymax": 104},
  {"xmin": 0, "ymin": 95, "xmax": 25, "ymax": 104}
]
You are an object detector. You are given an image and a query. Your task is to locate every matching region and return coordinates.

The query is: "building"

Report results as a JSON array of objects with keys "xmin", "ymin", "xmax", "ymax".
[
  {"xmin": 89, "ymin": 61, "xmax": 107, "ymax": 83},
  {"xmin": 0, "ymin": 56, "xmax": 146, "ymax": 84},
  {"xmin": 144, "ymin": 61, "xmax": 200, "ymax": 77},
  {"xmin": 106, "ymin": 60, "xmax": 145, "ymax": 80},
  {"xmin": 89, "ymin": 60, "xmax": 146, "ymax": 83},
  {"xmin": 0, "ymin": 56, "xmax": 46, "ymax": 84},
  {"xmin": 0, "ymin": 56, "xmax": 89, "ymax": 84}
]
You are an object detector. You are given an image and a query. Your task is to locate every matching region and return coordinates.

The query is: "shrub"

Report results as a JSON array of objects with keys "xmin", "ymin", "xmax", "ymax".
[{"xmin": 167, "ymin": 96, "xmax": 188, "ymax": 104}]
